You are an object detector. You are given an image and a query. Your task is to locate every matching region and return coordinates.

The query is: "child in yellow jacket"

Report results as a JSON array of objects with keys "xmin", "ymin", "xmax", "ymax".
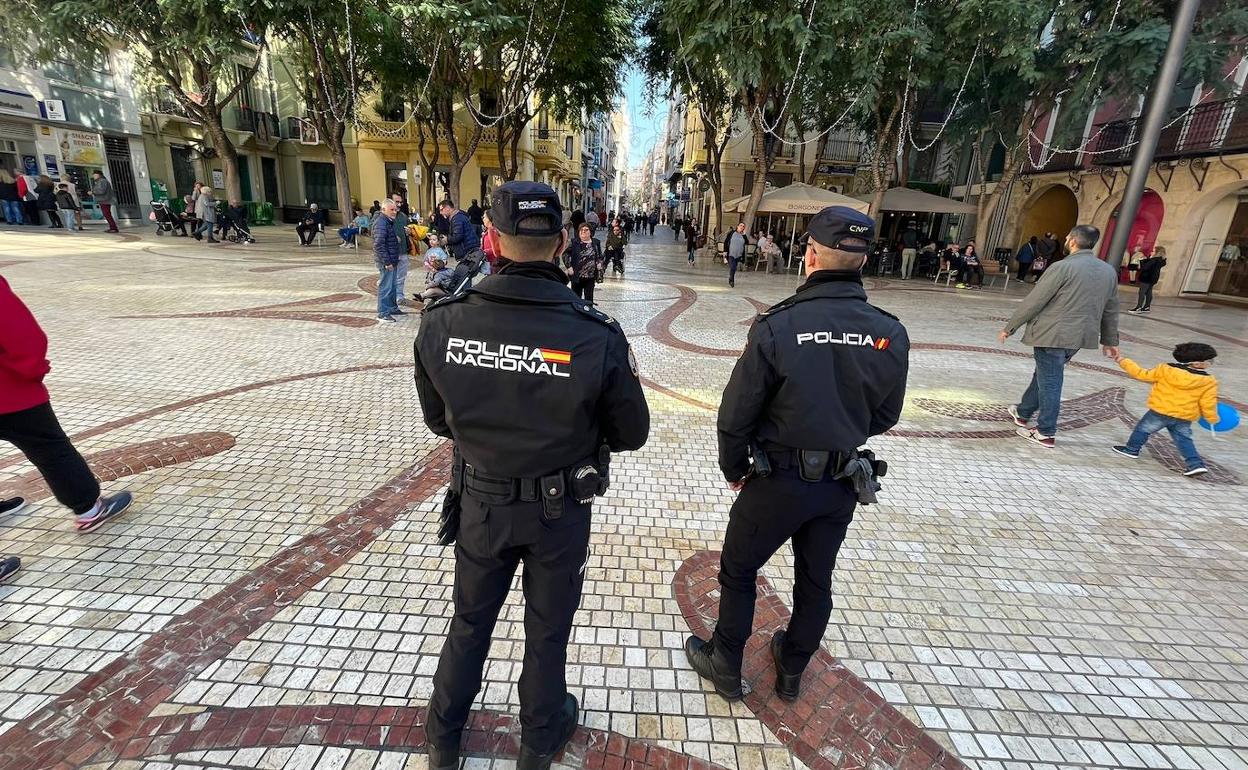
[{"xmin": 1112, "ymin": 342, "xmax": 1219, "ymax": 476}]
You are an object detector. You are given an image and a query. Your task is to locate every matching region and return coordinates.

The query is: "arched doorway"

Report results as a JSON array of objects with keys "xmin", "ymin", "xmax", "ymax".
[
  {"xmin": 1100, "ymin": 189, "xmax": 1165, "ymax": 280},
  {"xmin": 1183, "ymin": 183, "xmax": 1248, "ymax": 298},
  {"xmin": 1018, "ymin": 184, "xmax": 1078, "ymax": 249}
]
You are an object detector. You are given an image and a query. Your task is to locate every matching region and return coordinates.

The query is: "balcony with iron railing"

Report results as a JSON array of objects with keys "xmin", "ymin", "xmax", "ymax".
[
  {"xmin": 1023, "ymin": 148, "xmax": 1086, "ymax": 174},
  {"xmin": 819, "ymin": 137, "xmax": 869, "ymax": 165},
  {"xmin": 1090, "ymin": 94, "xmax": 1248, "ymax": 165}
]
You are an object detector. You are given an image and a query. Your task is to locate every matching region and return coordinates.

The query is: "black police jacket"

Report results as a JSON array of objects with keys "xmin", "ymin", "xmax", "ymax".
[
  {"xmin": 717, "ymin": 270, "xmax": 909, "ymax": 481},
  {"xmin": 414, "ymin": 259, "xmax": 650, "ymax": 478}
]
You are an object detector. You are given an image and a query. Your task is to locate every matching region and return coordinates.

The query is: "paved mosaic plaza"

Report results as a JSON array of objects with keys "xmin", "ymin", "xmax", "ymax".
[{"xmin": 1, "ymin": 225, "xmax": 1246, "ymax": 770}]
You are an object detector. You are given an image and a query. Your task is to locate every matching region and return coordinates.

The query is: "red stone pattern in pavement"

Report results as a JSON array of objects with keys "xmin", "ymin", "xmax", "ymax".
[
  {"xmin": 645, "ymin": 285, "xmax": 744, "ymax": 358},
  {"xmin": 111, "ymin": 704, "xmax": 729, "ymax": 770},
  {"xmin": 1, "ymin": 432, "xmax": 236, "ymax": 503},
  {"xmin": 0, "ymin": 442, "xmax": 453, "ymax": 770},
  {"xmin": 0, "ymin": 363, "xmax": 410, "ymax": 472},
  {"xmin": 674, "ymin": 551, "xmax": 968, "ymax": 770},
  {"xmin": 118, "ymin": 292, "xmax": 375, "ymax": 328}
]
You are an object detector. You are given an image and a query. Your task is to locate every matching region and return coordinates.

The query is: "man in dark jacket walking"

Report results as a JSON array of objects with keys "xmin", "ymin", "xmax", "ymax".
[
  {"xmin": 1131, "ymin": 247, "xmax": 1167, "ymax": 313},
  {"xmin": 90, "ymin": 170, "xmax": 119, "ymax": 232},
  {"xmin": 440, "ymin": 198, "xmax": 480, "ymax": 260},
  {"xmin": 466, "ymin": 198, "xmax": 484, "ymax": 236}
]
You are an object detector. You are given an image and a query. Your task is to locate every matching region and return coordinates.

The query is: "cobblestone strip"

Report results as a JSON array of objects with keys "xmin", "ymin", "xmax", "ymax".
[
  {"xmin": 0, "ymin": 442, "xmax": 452, "ymax": 770},
  {"xmin": 673, "ymin": 551, "xmax": 968, "ymax": 770},
  {"xmin": 2, "ymin": 432, "xmax": 235, "ymax": 503},
  {"xmin": 112, "ymin": 704, "xmax": 730, "ymax": 770}
]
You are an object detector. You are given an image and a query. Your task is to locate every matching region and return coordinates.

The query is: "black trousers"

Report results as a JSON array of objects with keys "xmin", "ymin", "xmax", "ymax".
[
  {"xmin": 296, "ymin": 222, "xmax": 318, "ymax": 244},
  {"xmin": 713, "ymin": 467, "xmax": 855, "ymax": 674},
  {"xmin": 1016, "ymin": 262, "xmax": 1032, "ymax": 281},
  {"xmin": 1136, "ymin": 283, "xmax": 1155, "ymax": 309},
  {"xmin": 570, "ymin": 277, "xmax": 596, "ymax": 304},
  {"xmin": 0, "ymin": 402, "xmax": 100, "ymax": 514},
  {"xmin": 427, "ymin": 492, "xmax": 591, "ymax": 754}
]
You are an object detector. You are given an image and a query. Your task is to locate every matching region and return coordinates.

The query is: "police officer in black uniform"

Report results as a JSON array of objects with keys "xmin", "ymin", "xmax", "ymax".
[
  {"xmin": 686, "ymin": 205, "xmax": 909, "ymax": 702},
  {"xmin": 414, "ymin": 180, "xmax": 650, "ymax": 770}
]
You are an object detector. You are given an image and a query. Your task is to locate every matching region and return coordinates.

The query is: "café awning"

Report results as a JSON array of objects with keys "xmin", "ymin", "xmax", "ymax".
[
  {"xmin": 725, "ymin": 183, "xmax": 870, "ymax": 215},
  {"xmin": 862, "ymin": 187, "xmax": 978, "ymax": 215}
]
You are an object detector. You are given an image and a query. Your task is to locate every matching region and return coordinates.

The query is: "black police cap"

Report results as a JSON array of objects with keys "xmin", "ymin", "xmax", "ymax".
[
  {"xmin": 489, "ymin": 181, "xmax": 564, "ymax": 236},
  {"xmin": 806, "ymin": 205, "xmax": 876, "ymax": 253}
]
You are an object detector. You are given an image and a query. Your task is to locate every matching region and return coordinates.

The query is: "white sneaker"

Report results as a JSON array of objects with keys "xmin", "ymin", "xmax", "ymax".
[
  {"xmin": 1016, "ymin": 428, "xmax": 1055, "ymax": 448},
  {"xmin": 1184, "ymin": 466, "xmax": 1209, "ymax": 477},
  {"xmin": 1006, "ymin": 405, "xmax": 1029, "ymax": 428}
]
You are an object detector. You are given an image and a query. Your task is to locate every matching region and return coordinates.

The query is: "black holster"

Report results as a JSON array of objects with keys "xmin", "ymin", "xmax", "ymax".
[{"xmin": 749, "ymin": 442, "xmax": 772, "ymax": 478}]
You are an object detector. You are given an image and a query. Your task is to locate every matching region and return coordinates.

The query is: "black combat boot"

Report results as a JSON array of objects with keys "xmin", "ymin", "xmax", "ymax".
[
  {"xmin": 427, "ymin": 743, "xmax": 459, "ymax": 770},
  {"xmin": 517, "ymin": 694, "xmax": 579, "ymax": 770},
  {"xmin": 684, "ymin": 635, "xmax": 746, "ymax": 701},
  {"xmin": 771, "ymin": 630, "xmax": 802, "ymax": 701}
]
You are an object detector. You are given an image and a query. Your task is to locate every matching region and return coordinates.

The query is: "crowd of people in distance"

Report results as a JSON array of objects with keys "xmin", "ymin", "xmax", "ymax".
[{"xmin": 0, "ymin": 167, "xmax": 121, "ymax": 233}]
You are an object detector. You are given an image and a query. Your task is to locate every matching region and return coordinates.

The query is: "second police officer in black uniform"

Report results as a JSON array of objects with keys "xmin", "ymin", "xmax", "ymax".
[
  {"xmin": 686, "ymin": 205, "xmax": 910, "ymax": 702},
  {"xmin": 414, "ymin": 181, "xmax": 650, "ymax": 770}
]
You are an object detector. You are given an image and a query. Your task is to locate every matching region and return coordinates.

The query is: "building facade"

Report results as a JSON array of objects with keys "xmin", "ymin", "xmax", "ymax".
[{"xmin": 0, "ymin": 43, "xmax": 150, "ymax": 224}]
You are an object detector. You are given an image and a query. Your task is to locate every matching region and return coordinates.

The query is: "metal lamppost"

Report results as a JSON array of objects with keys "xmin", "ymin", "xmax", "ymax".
[{"xmin": 1105, "ymin": 0, "xmax": 1202, "ymax": 268}]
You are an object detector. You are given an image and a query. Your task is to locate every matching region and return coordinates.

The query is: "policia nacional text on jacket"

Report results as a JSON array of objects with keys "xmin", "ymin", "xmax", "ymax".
[
  {"xmin": 685, "ymin": 205, "xmax": 911, "ymax": 704},
  {"xmin": 413, "ymin": 181, "xmax": 649, "ymax": 770}
]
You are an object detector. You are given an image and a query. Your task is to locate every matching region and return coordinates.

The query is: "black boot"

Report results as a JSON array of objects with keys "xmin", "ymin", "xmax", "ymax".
[
  {"xmin": 771, "ymin": 630, "xmax": 802, "ymax": 701},
  {"xmin": 517, "ymin": 694, "xmax": 579, "ymax": 770},
  {"xmin": 427, "ymin": 743, "xmax": 460, "ymax": 770},
  {"xmin": 684, "ymin": 636, "xmax": 745, "ymax": 701}
]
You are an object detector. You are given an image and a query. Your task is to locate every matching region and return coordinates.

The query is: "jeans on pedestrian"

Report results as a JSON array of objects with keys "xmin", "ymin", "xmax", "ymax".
[
  {"xmin": 60, "ymin": 209, "xmax": 77, "ymax": 231},
  {"xmin": 377, "ymin": 266, "xmax": 399, "ymax": 317},
  {"xmin": 193, "ymin": 219, "xmax": 215, "ymax": 240},
  {"xmin": 1125, "ymin": 410, "xmax": 1205, "ymax": 470},
  {"xmin": 395, "ymin": 254, "xmax": 410, "ymax": 303},
  {"xmin": 338, "ymin": 225, "xmax": 359, "ymax": 244},
  {"xmin": 0, "ymin": 402, "xmax": 101, "ymax": 514},
  {"xmin": 1016, "ymin": 347, "xmax": 1079, "ymax": 437},
  {"xmin": 728, "ymin": 255, "xmax": 741, "ymax": 284},
  {"xmin": 900, "ymin": 248, "xmax": 916, "ymax": 279},
  {"xmin": 1136, "ymin": 283, "xmax": 1154, "ymax": 310},
  {"xmin": 1, "ymin": 199, "xmax": 22, "ymax": 224}
]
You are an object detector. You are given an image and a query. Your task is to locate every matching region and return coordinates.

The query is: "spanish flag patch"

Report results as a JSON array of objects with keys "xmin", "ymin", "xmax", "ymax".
[{"xmin": 540, "ymin": 348, "xmax": 572, "ymax": 365}]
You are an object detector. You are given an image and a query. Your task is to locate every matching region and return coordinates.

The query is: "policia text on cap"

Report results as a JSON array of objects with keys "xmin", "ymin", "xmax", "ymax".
[
  {"xmin": 684, "ymin": 205, "xmax": 911, "ymax": 703},
  {"xmin": 414, "ymin": 181, "xmax": 650, "ymax": 770}
]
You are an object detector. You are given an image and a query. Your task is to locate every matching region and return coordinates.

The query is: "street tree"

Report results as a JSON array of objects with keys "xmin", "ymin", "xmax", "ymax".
[
  {"xmin": 0, "ymin": 0, "xmax": 275, "ymax": 203},
  {"xmin": 951, "ymin": 0, "xmax": 1248, "ymax": 250}
]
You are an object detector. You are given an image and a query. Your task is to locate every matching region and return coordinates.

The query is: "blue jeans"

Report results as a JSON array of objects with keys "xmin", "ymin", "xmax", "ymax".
[
  {"xmin": 1125, "ymin": 410, "xmax": 1204, "ymax": 469},
  {"xmin": 729, "ymin": 255, "xmax": 742, "ymax": 283},
  {"xmin": 60, "ymin": 209, "xmax": 78, "ymax": 231},
  {"xmin": 395, "ymin": 254, "xmax": 410, "ymax": 304},
  {"xmin": 1016, "ymin": 347, "xmax": 1079, "ymax": 437},
  {"xmin": 377, "ymin": 266, "xmax": 398, "ymax": 317},
  {"xmin": 338, "ymin": 226, "xmax": 359, "ymax": 244},
  {"xmin": 2, "ymin": 199, "xmax": 23, "ymax": 224}
]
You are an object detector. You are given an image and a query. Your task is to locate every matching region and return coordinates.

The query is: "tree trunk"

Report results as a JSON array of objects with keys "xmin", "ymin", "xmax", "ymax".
[
  {"xmin": 202, "ymin": 114, "xmax": 242, "ymax": 203},
  {"xmin": 742, "ymin": 103, "xmax": 772, "ymax": 232},
  {"xmin": 507, "ymin": 128, "xmax": 522, "ymax": 182},
  {"xmin": 329, "ymin": 127, "xmax": 351, "ymax": 220},
  {"xmin": 806, "ymin": 133, "xmax": 829, "ymax": 185},
  {"xmin": 866, "ymin": 94, "xmax": 903, "ymax": 220},
  {"xmin": 973, "ymin": 110, "xmax": 1033, "ymax": 251}
]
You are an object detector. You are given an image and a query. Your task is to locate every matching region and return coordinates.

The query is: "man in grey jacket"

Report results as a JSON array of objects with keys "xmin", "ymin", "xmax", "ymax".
[
  {"xmin": 90, "ymin": 170, "xmax": 119, "ymax": 233},
  {"xmin": 999, "ymin": 225, "xmax": 1120, "ymax": 448}
]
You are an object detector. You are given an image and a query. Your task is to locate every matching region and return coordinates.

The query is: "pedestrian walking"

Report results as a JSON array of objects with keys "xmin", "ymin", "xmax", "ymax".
[
  {"xmin": 373, "ymin": 199, "xmax": 401, "ymax": 322},
  {"xmin": 898, "ymin": 221, "xmax": 919, "ymax": 279},
  {"xmin": 605, "ymin": 222, "xmax": 627, "ymax": 276},
  {"xmin": 722, "ymin": 222, "xmax": 750, "ymax": 288},
  {"xmin": 1111, "ymin": 343, "xmax": 1218, "ymax": 476},
  {"xmin": 35, "ymin": 175, "xmax": 62, "ymax": 229},
  {"xmin": 466, "ymin": 198, "xmax": 484, "ymax": 237},
  {"xmin": 55, "ymin": 183, "xmax": 81, "ymax": 232},
  {"xmin": 90, "ymin": 170, "xmax": 120, "ymax": 232},
  {"xmin": 193, "ymin": 187, "xmax": 219, "ymax": 242},
  {"xmin": 563, "ymin": 223, "xmax": 605, "ymax": 303},
  {"xmin": 0, "ymin": 168, "xmax": 23, "ymax": 225},
  {"xmin": 1, "ymin": 276, "xmax": 133, "ymax": 531},
  {"xmin": 1015, "ymin": 236, "xmax": 1037, "ymax": 281},
  {"xmin": 686, "ymin": 206, "xmax": 909, "ymax": 702},
  {"xmin": 1130, "ymin": 246, "xmax": 1167, "ymax": 312},
  {"xmin": 1001, "ymin": 225, "xmax": 1120, "ymax": 448},
  {"xmin": 415, "ymin": 181, "xmax": 649, "ymax": 770},
  {"xmin": 684, "ymin": 220, "xmax": 699, "ymax": 265},
  {"xmin": 393, "ymin": 195, "xmax": 412, "ymax": 305}
]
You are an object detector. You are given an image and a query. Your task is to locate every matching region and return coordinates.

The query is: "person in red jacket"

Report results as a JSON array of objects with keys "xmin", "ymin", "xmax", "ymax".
[{"xmin": 1, "ymin": 275, "xmax": 132, "ymax": 530}]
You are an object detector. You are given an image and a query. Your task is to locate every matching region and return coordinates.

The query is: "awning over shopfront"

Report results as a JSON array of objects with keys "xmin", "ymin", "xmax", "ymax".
[
  {"xmin": 859, "ymin": 186, "xmax": 978, "ymax": 215},
  {"xmin": 726, "ymin": 182, "xmax": 869, "ymax": 214}
]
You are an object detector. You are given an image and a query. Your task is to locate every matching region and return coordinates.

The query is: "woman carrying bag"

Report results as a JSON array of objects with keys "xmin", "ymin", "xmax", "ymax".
[{"xmin": 563, "ymin": 223, "xmax": 605, "ymax": 303}]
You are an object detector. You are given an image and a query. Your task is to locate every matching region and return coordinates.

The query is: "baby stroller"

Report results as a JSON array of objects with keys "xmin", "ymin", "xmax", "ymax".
[
  {"xmin": 221, "ymin": 206, "xmax": 256, "ymax": 244},
  {"xmin": 150, "ymin": 201, "xmax": 181, "ymax": 236}
]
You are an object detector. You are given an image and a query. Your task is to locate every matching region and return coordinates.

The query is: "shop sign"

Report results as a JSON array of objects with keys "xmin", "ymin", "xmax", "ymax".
[
  {"xmin": 40, "ymin": 99, "xmax": 67, "ymax": 122},
  {"xmin": 212, "ymin": 169, "xmax": 225, "ymax": 188},
  {"xmin": 56, "ymin": 128, "xmax": 106, "ymax": 165},
  {"xmin": 0, "ymin": 87, "xmax": 39, "ymax": 118},
  {"xmin": 22, "ymin": 155, "xmax": 38, "ymax": 174},
  {"xmin": 44, "ymin": 154, "xmax": 60, "ymax": 177}
]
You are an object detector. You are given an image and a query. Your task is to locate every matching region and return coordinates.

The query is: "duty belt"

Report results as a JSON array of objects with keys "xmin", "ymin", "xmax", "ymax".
[
  {"xmin": 762, "ymin": 447, "xmax": 888, "ymax": 504},
  {"xmin": 454, "ymin": 445, "xmax": 611, "ymax": 521},
  {"xmin": 461, "ymin": 464, "xmax": 542, "ymax": 504},
  {"xmin": 764, "ymin": 449, "xmax": 855, "ymax": 479}
]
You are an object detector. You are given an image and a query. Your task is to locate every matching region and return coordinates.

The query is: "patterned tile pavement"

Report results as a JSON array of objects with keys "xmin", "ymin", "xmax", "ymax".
[{"xmin": 1, "ymin": 225, "xmax": 1247, "ymax": 770}]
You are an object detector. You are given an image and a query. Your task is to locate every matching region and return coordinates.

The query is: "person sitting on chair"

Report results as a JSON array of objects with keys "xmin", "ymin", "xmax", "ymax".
[
  {"xmin": 418, "ymin": 258, "xmax": 456, "ymax": 310},
  {"xmin": 957, "ymin": 244, "xmax": 984, "ymax": 289},
  {"xmin": 297, "ymin": 203, "xmax": 325, "ymax": 246}
]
